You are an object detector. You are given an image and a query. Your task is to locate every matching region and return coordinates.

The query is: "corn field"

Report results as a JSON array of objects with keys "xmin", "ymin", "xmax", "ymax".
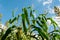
[{"xmin": 0, "ymin": 6, "xmax": 60, "ymax": 40}]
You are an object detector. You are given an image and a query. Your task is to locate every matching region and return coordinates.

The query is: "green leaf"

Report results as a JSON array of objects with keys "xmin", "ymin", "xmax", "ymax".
[
  {"xmin": 1, "ymin": 25, "xmax": 16, "ymax": 40},
  {"xmin": 36, "ymin": 17, "xmax": 48, "ymax": 32},
  {"xmin": 21, "ymin": 14, "xmax": 27, "ymax": 35},
  {"xmin": 49, "ymin": 30, "xmax": 60, "ymax": 34},
  {"xmin": 32, "ymin": 20, "xmax": 36, "ymax": 25},
  {"xmin": 12, "ymin": 10, "xmax": 14, "ymax": 17},
  {"xmin": 52, "ymin": 33, "xmax": 60, "ymax": 40},
  {"xmin": 9, "ymin": 17, "xmax": 18, "ymax": 24},
  {"xmin": 47, "ymin": 18, "xmax": 58, "ymax": 30},
  {"xmin": 30, "ymin": 10, "xmax": 34, "ymax": 19},
  {"xmin": 22, "ymin": 8, "xmax": 30, "ymax": 25},
  {"xmin": 31, "ymin": 25, "xmax": 49, "ymax": 40}
]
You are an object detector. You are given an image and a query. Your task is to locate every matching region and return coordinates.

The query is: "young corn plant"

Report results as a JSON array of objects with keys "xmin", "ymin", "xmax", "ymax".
[{"xmin": 0, "ymin": 6, "xmax": 60, "ymax": 40}]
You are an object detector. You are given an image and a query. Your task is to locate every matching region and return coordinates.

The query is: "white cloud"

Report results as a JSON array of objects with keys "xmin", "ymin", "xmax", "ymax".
[
  {"xmin": 47, "ymin": 20, "xmax": 51, "ymax": 26},
  {"xmin": 52, "ymin": 17, "xmax": 60, "ymax": 27},
  {"xmin": 59, "ymin": 0, "xmax": 60, "ymax": 2},
  {"xmin": 49, "ymin": 8, "xmax": 54, "ymax": 14},
  {"xmin": 47, "ymin": 6, "xmax": 55, "ymax": 14},
  {"xmin": 43, "ymin": 0, "xmax": 53, "ymax": 6}
]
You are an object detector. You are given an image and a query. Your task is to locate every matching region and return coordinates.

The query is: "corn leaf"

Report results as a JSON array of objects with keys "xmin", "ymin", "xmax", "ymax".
[{"xmin": 21, "ymin": 14, "xmax": 27, "ymax": 35}]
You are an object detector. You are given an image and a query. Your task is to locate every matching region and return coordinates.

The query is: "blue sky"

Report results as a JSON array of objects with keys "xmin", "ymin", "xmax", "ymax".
[{"xmin": 0, "ymin": 0, "xmax": 60, "ymax": 25}]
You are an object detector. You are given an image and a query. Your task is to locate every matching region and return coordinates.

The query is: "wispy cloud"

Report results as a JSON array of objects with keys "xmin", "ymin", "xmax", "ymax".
[
  {"xmin": 57, "ymin": 6, "xmax": 60, "ymax": 9},
  {"xmin": 49, "ymin": 8, "xmax": 54, "ymax": 14},
  {"xmin": 59, "ymin": 0, "xmax": 60, "ymax": 2},
  {"xmin": 43, "ymin": 0, "xmax": 53, "ymax": 6},
  {"xmin": 37, "ymin": 0, "xmax": 41, "ymax": 3},
  {"xmin": 47, "ymin": 6, "xmax": 55, "ymax": 14}
]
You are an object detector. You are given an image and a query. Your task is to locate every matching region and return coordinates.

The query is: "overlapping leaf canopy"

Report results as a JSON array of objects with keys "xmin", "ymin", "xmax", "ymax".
[{"xmin": 0, "ymin": 6, "xmax": 60, "ymax": 40}]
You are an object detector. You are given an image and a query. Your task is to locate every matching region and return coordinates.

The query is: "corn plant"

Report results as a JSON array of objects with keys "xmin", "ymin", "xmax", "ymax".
[{"xmin": 0, "ymin": 6, "xmax": 60, "ymax": 40}]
